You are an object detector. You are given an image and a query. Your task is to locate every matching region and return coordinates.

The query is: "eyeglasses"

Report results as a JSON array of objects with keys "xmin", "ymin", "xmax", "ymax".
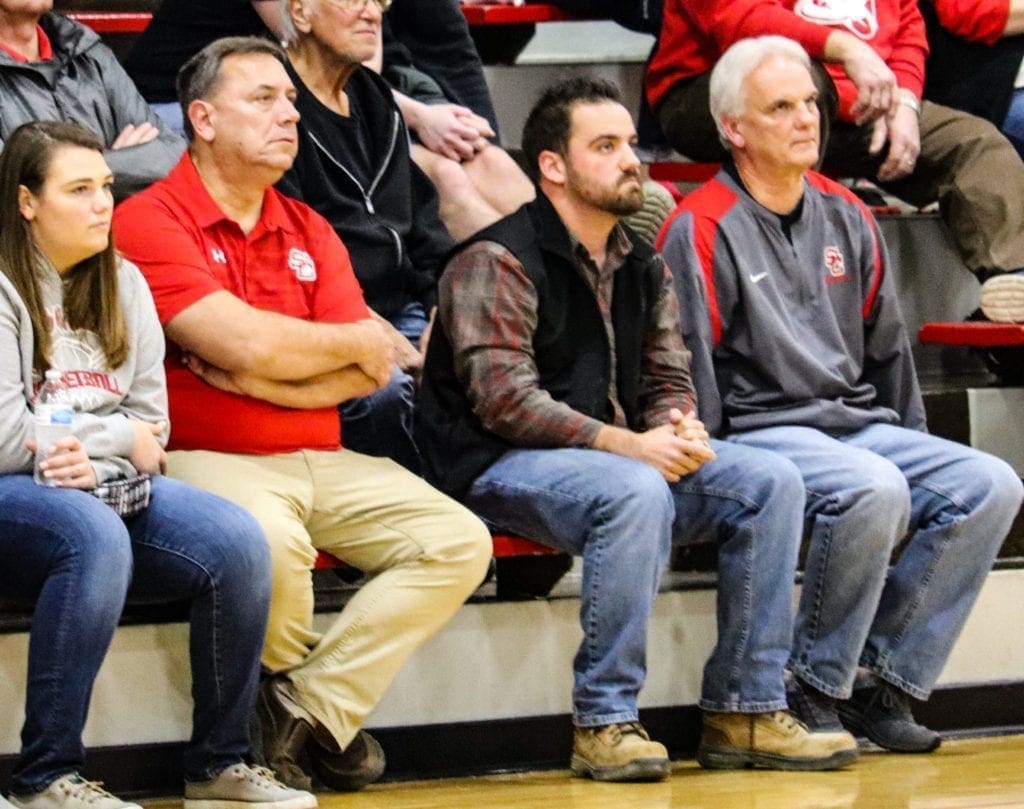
[{"xmin": 324, "ymin": 0, "xmax": 393, "ymax": 11}]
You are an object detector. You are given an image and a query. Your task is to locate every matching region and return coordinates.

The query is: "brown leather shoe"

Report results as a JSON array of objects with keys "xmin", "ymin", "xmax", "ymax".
[
  {"xmin": 255, "ymin": 676, "xmax": 314, "ymax": 791},
  {"xmin": 571, "ymin": 722, "xmax": 670, "ymax": 782},
  {"xmin": 698, "ymin": 710, "xmax": 858, "ymax": 771},
  {"xmin": 308, "ymin": 727, "xmax": 385, "ymax": 792}
]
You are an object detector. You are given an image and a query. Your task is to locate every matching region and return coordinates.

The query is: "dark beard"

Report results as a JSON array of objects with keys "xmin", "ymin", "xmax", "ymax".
[{"xmin": 605, "ymin": 183, "xmax": 644, "ymax": 216}]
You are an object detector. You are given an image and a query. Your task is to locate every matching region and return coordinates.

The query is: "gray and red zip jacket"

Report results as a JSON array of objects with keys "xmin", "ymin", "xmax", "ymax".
[{"xmin": 657, "ymin": 167, "xmax": 927, "ymax": 437}]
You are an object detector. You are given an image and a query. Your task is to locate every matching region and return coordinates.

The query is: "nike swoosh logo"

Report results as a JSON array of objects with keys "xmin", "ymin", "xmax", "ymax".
[{"xmin": 750, "ymin": 272, "xmax": 769, "ymax": 284}]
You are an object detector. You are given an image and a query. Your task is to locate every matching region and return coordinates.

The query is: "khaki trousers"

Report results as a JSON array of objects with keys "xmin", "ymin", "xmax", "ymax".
[
  {"xmin": 826, "ymin": 101, "xmax": 1024, "ymax": 276},
  {"xmin": 168, "ymin": 448, "xmax": 491, "ymax": 748}
]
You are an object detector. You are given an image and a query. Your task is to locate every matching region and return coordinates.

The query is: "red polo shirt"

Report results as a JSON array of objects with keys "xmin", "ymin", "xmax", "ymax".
[
  {"xmin": 114, "ymin": 154, "xmax": 369, "ymax": 454},
  {"xmin": 0, "ymin": 25, "xmax": 53, "ymax": 62}
]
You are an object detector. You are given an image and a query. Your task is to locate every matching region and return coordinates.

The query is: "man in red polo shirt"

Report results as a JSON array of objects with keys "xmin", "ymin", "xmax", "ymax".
[{"xmin": 114, "ymin": 35, "xmax": 491, "ymax": 793}]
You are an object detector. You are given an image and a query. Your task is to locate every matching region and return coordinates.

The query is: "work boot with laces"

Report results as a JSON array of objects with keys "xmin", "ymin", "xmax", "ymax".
[
  {"xmin": 786, "ymin": 676, "xmax": 845, "ymax": 733},
  {"xmin": 838, "ymin": 682, "xmax": 941, "ymax": 753},
  {"xmin": 571, "ymin": 721, "xmax": 670, "ymax": 782},
  {"xmin": 699, "ymin": 710, "xmax": 858, "ymax": 771}
]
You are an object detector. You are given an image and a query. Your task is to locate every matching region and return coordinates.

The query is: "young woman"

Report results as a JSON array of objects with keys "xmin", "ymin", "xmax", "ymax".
[{"xmin": 0, "ymin": 121, "xmax": 314, "ymax": 809}]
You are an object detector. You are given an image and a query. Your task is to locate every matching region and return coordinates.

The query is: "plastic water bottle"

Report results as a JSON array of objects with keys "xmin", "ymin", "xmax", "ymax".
[{"xmin": 34, "ymin": 369, "xmax": 75, "ymax": 486}]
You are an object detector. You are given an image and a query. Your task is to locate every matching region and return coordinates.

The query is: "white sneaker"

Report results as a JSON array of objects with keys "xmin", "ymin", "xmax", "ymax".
[
  {"xmin": 183, "ymin": 763, "xmax": 316, "ymax": 809},
  {"xmin": 7, "ymin": 775, "xmax": 141, "ymax": 809},
  {"xmin": 980, "ymin": 273, "xmax": 1024, "ymax": 323}
]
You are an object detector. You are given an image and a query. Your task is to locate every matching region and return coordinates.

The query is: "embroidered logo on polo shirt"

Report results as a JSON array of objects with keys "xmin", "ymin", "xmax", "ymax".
[
  {"xmin": 824, "ymin": 245, "xmax": 849, "ymax": 284},
  {"xmin": 210, "ymin": 248, "xmax": 227, "ymax": 264},
  {"xmin": 793, "ymin": 0, "xmax": 878, "ymax": 40},
  {"xmin": 288, "ymin": 248, "xmax": 317, "ymax": 281}
]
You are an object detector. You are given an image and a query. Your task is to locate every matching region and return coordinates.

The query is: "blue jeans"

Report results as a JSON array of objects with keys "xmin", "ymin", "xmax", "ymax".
[
  {"xmin": 730, "ymin": 423, "xmax": 1023, "ymax": 700},
  {"xmin": 464, "ymin": 439, "xmax": 805, "ymax": 724},
  {"xmin": 338, "ymin": 303, "xmax": 427, "ymax": 474},
  {"xmin": 1003, "ymin": 87, "xmax": 1024, "ymax": 161},
  {"xmin": 151, "ymin": 101, "xmax": 186, "ymax": 136},
  {"xmin": 0, "ymin": 475, "xmax": 271, "ymax": 792},
  {"xmin": 339, "ymin": 368, "xmax": 420, "ymax": 473},
  {"xmin": 388, "ymin": 301, "xmax": 430, "ymax": 344}
]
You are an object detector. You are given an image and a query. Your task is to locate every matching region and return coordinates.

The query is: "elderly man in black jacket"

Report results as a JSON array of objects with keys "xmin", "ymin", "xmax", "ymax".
[{"xmin": 277, "ymin": 0, "xmax": 455, "ymax": 470}]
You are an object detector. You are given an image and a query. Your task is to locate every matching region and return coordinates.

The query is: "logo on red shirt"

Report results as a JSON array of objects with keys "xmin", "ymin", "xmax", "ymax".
[
  {"xmin": 210, "ymin": 248, "xmax": 227, "ymax": 264},
  {"xmin": 824, "ymin": 245, "xmax": 849, "ymax": 284},
  {"xmin": 288, "ymin": 248, "xmax": 317, "ymax": 282},
  {"xmin": 793, "ymin": 0, "xmax": 878, "ymax": 40}
]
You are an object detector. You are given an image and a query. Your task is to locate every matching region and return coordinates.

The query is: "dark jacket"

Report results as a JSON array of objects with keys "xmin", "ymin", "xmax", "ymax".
[
  {"xmin": 382, "ymin": 0, "xmax": 500, "ymax": 136},
  {"xmin": 278, "ymin": 64, "xmax": 451, "ymax": 320},
  {"xmin": 920, "ymin": 0, "xmax": 1024, "ymax": 126},
  {"xmin": 417, "ymin": 194, "xmax": 664, "ymax": 499},
  {"xmin": 0, "ymin": 13, "xmax": 184, "ymax": 201},
  {"xmin": 124, "ymin": 0, "xmax": 271, "ymax": 103}
]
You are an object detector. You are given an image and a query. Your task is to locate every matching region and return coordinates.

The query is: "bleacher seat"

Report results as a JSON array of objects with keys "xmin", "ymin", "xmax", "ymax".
[
  {"xmin": 919, "ymin": 321, "xmax": 1024, "ymax": 348},
  {"xmin": 65, "ymin": 10, "xmax": 151, "ymax": 32},
  {"xmin": 65, "ymin": 4, "xmax": 592, "ymax": 35},
  {"xmin": 459, "ymin": 3, "xmax": 579, "ymax": 25},
  {"xmin": 315, "ymin": 532, "xmax": 562, "ymax": 570}
]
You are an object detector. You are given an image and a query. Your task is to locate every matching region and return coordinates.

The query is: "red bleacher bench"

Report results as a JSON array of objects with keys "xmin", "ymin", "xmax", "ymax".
[
  {"xmin": 649, "ymin": 162, "xmax": 720, "ymax": 184},
  {"xmin": 315, "ymin": 532, "xmax": 559, "ymax": 569},
  {"xmin": 919, "ymin": 321, "xmax": 1024, "ymax": 348},
  {"xmin": 459, "ymin": 3, "xmax": 581, "ymax": 25},
  {"xmin": 66, "ymin": 5, "xmax": 589, "ymax": 35},
  {"xmin": 65, "ymin": 11, "xmax": 151, "ymax": 33}
]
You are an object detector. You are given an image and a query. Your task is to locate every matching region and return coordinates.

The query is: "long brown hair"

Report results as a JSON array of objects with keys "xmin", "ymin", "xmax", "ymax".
[{"xmin": 0, "ymin": 121, "xmax": 128, "ymax": 375}]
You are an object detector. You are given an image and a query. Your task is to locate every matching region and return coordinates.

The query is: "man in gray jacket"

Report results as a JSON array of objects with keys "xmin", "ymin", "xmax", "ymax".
[
  {"xmin": 659, "ymin": 35, "xmax": 1023, "ymax": 755},
  {"xmin": 0, "ymin": 1, "xmax": 183, "ymax": 200}
]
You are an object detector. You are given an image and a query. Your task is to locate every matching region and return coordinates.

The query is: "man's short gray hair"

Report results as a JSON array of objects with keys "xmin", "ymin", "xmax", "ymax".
[
  {"xmin": 177, "ymin": 36, "xmax": 288, "ymax": 141},
  {"xmin": 709, "ymin": 36, "xmax": 812, "ymax": 149}
]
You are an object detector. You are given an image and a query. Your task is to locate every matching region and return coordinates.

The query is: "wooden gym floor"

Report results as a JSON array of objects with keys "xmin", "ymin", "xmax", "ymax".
[{"xmin": 143, "ymin": 733, "xmax": 1024, "ymax": 808}]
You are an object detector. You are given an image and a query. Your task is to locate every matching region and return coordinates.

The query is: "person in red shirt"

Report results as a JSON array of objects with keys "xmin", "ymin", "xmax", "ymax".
[
  {"xmin": 921, "ymin": 0, "xmax": 1024, "ymax": 157},
  {"xmin": 114, "ymin": 35, "xmax": 491, "ymax": 793},
  {"xmin": 647, "ymin": 0, "xmax": 1024, "ymax": 323}
]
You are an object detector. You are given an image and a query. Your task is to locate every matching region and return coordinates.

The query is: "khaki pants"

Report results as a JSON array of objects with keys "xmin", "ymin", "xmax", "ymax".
[
  {"xmin": 168, "ymin": 448, "xmax": 491, "ymax": 748},
  {"xmin": 826, "ymin": 101, "xmax": 1024, "ymax": 276}
]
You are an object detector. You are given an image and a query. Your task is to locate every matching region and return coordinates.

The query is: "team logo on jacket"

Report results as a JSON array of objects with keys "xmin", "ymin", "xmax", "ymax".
[
  {"xmin": 793, "ymin": 0, "xmax": 878, "ymax": 40},
  {"xmin": 824, "ymin": 245, "xmax": 849, "ymax": 284},
  {"xmin": 288, "ymin": 248, "xmax": 317, "ymax": 281}
]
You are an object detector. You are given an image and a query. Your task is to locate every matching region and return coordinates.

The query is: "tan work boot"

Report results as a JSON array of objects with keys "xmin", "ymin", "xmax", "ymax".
[
  {"xmin": 698, "ymin": 710, "xmax": 858, "ymax": 771},
  {"xmin": 571, "ymin": 721, "xmax": 670, "ymax": 782}
]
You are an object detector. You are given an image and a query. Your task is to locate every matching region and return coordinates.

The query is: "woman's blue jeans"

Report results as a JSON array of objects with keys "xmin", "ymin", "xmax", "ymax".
[{"xmin": 0, "ymin": 475, "xmax": 271, "ymax": 793}]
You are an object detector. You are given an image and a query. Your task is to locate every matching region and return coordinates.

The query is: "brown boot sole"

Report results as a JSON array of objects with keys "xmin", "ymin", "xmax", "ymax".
[
  {"xmin": 570, "ymin": 754, "xmax": 671, "ymax": 782},
  {"xmin": 697, "ymin": 743, "xmax": 858, "ymax": 771}
]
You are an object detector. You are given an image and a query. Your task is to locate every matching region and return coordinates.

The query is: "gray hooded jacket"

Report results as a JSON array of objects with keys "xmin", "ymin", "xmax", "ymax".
[{"xmin": 0, "ymin": 12, "xmax": 184, "ymax": 200}]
